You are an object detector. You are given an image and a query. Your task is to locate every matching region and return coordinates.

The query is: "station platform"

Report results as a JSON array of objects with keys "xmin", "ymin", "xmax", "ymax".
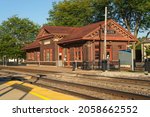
[
  {"xmin": 0, "ymin": 65, "xmax": 150, "ymax": 79},
  {"xmin": 0, "ymin": 81, "xmax": 81, "ymax": 100}
]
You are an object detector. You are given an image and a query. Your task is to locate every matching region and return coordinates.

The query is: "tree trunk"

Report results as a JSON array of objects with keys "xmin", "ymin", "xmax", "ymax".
[
  {"xmin": 134, "ymin": 28, "xmax": 139, "ymax": 38},
  {"xmin": 134, "ymin": 18, "xmax": 141, "ymax": 37},
  {"xmin": 124, "ymin": 18, "xmax": 131, "ymax": 33}
]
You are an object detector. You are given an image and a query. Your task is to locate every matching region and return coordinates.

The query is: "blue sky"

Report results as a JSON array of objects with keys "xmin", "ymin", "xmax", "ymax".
[
  {"xmin": 0, "ymin": 0, "xmax": 60, "ymax": 25},
  {"xmin": 0, "ymin": 0, "xmax": 149, "ymax": 37}
]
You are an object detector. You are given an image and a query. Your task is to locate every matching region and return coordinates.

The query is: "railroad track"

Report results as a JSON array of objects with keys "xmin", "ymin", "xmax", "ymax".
[
  {"xmin": 1, "ymin": 73, "xmax": 150, "ymax": 100},
  {"xmin": 0, "ymin": 67, "xmax": 150, "ymax": 100},
  {"xmin": 27, "ymin": 76, "xmax": 149, "ymax": 100},
  {"xmin": 56, "ymin": 73, "xmax": 150, "ymax": 87},
  {"xmin": 1, "ymin": 67, "xmax": 150, "ymax": 88}
]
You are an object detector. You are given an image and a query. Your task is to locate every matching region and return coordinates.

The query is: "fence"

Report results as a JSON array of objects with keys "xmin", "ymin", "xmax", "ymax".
[
  {"xmin": 0, "ymin": 60, "xmax": 120, "ymax": 71},
  {"xmin": 80, "ymin": 60, "xmax": 120, "ymax": 70},
  {"xmin": 0, "ymin": 61, "xmax": 26, "ymax": 66}
]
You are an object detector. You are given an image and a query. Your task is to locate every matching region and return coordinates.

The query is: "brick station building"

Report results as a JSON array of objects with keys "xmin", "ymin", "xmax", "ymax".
[{"xmin": 23, "ymin": 19, "xmax": 137, "ymax": 69}]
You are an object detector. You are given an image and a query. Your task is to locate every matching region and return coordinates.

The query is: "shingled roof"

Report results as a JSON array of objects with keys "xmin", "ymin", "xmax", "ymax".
[
  {"xmin": 23, "ymin": 19, "xmax": 137, "ymax": 50},
  {"xmin": 59, "ymin": 19, "xmax": 137, "ymax": 44},
  {"xmin": 58, "ymin": 21, "xmax": 105, "ymax": 43},
  {"xmin": 23, "ymin": 40, "xmax": 40, "ymax": 50},
  {"xmin": 42, "ymin": 25, "xmax": 77, "ymax": 35}
]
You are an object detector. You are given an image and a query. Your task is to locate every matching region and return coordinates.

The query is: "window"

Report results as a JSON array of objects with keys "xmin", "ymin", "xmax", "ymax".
[
  {"xmin": 27, "ymin": 53, "xmax": 30, "ymax": 60},
  {"xmin": 66, "ymin": 48, "xmax": 70, "ymax": 62},
  {"xmin": 46, "ymin": 52, "xmax": 50, "ymax": 61},
  {"xmin": 34, "ymin": 52, "xmax": 37, "ymax": 61},
  {"xmin": 31, "ymin": 52, "xmax": 34, "ymax": 60},
  {"xmin": 95, "ymin": 51, "xmax": 100, "ymax": 60},
  {"xmin": 50, "ymin": 49, "xmax": 53, "ymax": 61},
  {"xmin": 44, "ymin": 49, "xmax": 52, "ymax": 61},
  {"xmin": 95, "ymin": 43, "xmax": 100, "ymax": 60},
  {"xmin": 118, "ymin": 45, "xmax": 122, "ymax": 50},
  {"xmin": 95, "ymin": 45, "xmax": 100, "ymax": 49},
  {"xmin": 107, "ymin": 45, "xmax": 111, "ymax": 49},
  {"xmin": 37, "ymin": 52, "xmax": 40, "ymax": 61},
  {"xmin": 74, "ymin": 47, "xmax": 82, "ymax": 61},
  {"xmin": 43, "ymin": 49, "xmax": 46, "ymax": 61},
  {"xmin": 78, "ymin": 51, "xmax": 81, "ymax": 60},
  {"xmin": 58, "ymin": 47, "xmax": 62, "ymax": 60}
]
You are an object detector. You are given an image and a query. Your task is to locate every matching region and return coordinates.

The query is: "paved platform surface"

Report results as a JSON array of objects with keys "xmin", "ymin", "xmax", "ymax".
[
  {"xmin": 1, "ymin": 65, "xmax": 150, "ymax": 79},
  {"xmin": 0, "ymin": 81, "xmax": 81, "ymax": 100}
]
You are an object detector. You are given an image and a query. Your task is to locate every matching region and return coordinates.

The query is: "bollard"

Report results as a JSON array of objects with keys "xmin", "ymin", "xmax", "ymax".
[{"xmin": 72, "ymin": 62, "xmax": 75, "ymax": 71}]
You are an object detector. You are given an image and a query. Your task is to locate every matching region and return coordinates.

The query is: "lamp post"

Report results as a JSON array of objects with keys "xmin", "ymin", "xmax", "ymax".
[{"xmin": 3, "ymin": 55, "xmax": 6, "ymax": 67}]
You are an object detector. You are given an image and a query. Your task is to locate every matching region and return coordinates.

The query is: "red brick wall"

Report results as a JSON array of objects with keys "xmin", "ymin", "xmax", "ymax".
[
  {"xmin": 100, "ymin": 41, "xmax": 128, "ymax": 61},
  {"xmin": 40, "ymin": 39, "xmax": 56, "ymax": 61}
]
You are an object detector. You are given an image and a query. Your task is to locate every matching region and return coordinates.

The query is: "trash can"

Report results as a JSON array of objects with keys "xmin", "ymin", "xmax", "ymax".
[
  {"xmin": 82, "ymin": 61, "xmax": 86, "ymax": 70},
  {"xmin": 102, "ymin": 60, "xmax": 107, "ymax": 71},
  {"xmin": 86, "ymin": 61, "xmax": 92, "ymax": 70},
  {"xmin": 144, "ymin": 59, "xmax": 150, "ymax": 73},
  {"xmin": 82, "ymin": 61, "xmax": 91, "ymax": 70}
]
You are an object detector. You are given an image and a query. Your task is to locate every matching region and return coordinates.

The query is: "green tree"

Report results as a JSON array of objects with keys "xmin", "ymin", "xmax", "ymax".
[
  {"xmin": 47, "ymin": 0, "xmax": 150, "ymax": 37},
  {"xmin": 0, "ymin": 16, "xmax": 40, "ymax": 61},
  {"xmin": 112, "ymin": 0, "xmax": 150, "ymax": 37},
  {"xmin": 47, "ymin": 0, "xmax": 109, "ymax": 26}
]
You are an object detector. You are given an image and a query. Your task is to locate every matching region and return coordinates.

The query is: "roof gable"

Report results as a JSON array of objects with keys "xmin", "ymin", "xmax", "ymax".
[
  {"xmin": 82, "ymin": 19, "xmax": 137, "ymax": 41},
  {"xmin": 36, "ymin": 25, "xmax": 77, "ymax": 40},
  {"xmin": 59, "ymin": 21, "xmax": 104, "ymax": 43},
  {"xmin": 36, "ymin": 28, "xmax": 50, "ymax": 40},
  {"xmin": 24, "ymin": 19, "xmax": 138, "ymax": 50},
  {"xmin": 59, "ymin": 19, "xmax": 137, "ymax": 44},
  {"xmin": 109, "ymin": 20, "xmax": 137, "ymax": 41}
]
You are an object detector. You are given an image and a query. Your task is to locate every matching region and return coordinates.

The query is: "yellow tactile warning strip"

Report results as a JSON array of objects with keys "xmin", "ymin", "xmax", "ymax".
[{"xmin": 4, "ymin": 81, "xmax": 81, "ymax": 100}]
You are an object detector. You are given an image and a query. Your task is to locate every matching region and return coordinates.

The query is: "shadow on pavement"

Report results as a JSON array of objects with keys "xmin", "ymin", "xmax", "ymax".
[{"xmin": 0, "ymin": 77, "xmax": 33, "ymax": 100}]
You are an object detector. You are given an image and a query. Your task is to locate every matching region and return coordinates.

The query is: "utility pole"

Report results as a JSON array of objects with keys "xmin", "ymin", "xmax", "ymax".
[
  {"xmin": 104, "ymin": 7, "xmax": 107, "ymax": 60},
  {"xmin": 99, "ymin": 24, "xmax": 102, "ymax": 69},
  {"xmin": 132, "ymin": 42, "xmax": 135, "ymax": 71},
  {"xmin": 102, "ymin": 7, "xmax": 107, "ymax": 71}
]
